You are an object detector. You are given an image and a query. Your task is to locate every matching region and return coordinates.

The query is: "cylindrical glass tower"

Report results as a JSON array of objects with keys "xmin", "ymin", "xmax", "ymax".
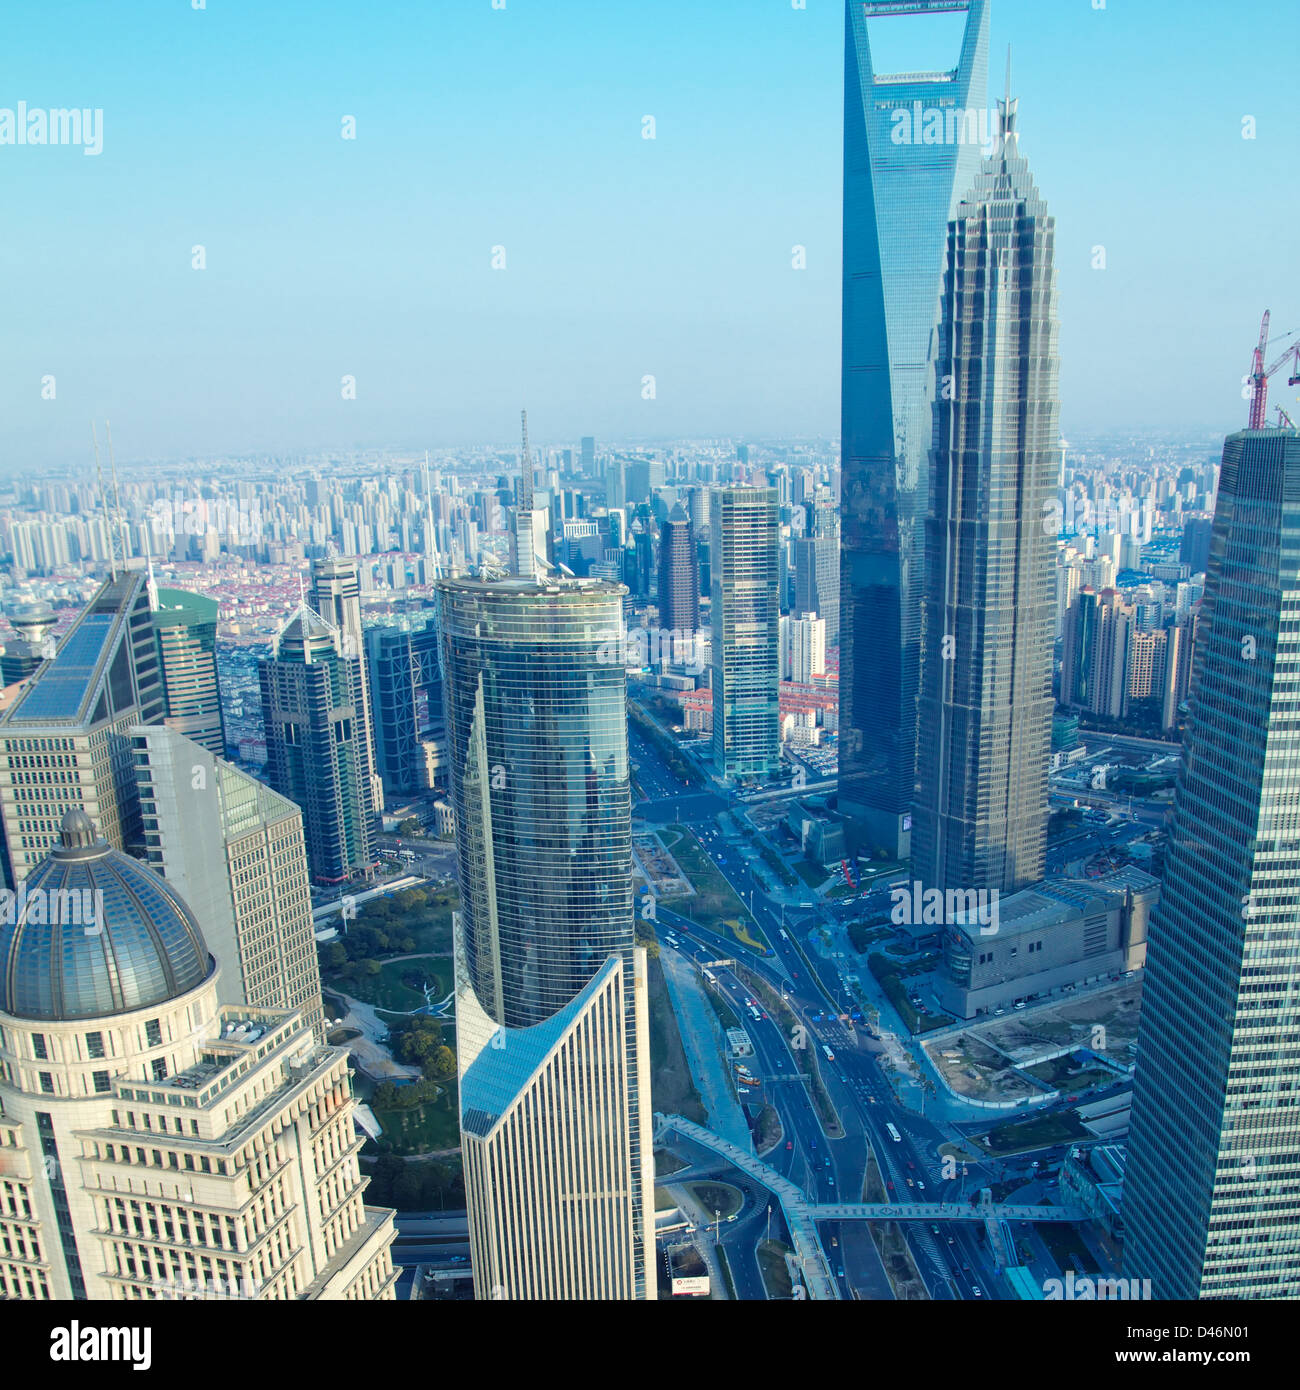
[{"xmin": 437, "ymin": 576, "xmax": 633, "ymax": 1028}]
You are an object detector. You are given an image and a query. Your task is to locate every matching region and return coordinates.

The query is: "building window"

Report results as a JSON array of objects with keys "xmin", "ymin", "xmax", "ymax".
[
  {"xmin": 151, "ymin": 1058, "xmax": 168, "ymax": 1082},
  {"xmin": 39, "ymin": 1072, "xmax": 54, "ymax": 1094},
  {"xmin": 32, "ymin": 1034, "xmax": 47, "ymax": 1060},
  {"xmin": 145, "ymin": 1020, "xmax": 162, "ymax": 1047},
  {"xmin": 85, "ymin": 1032, "xmax": 105, "ymax": 1059},
  {"xmin": 93, "ymin": 1071, "xmax": 111, "ymax": 1094}
]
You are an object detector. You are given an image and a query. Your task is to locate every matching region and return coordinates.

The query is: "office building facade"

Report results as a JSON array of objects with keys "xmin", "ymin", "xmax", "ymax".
[
  {"xmin": 657, "ymin": 502, "xmax": 699, "ymax": 638},
  {"xmin": 259, "ymin": 605, "xmax": 374, "ymax": 885},
  {"xmin": 839, "ymin": 0, "xmax": 989, "ymax": 857},
  {"xmin": 365, "ymin": 618, "xmax": 444, "ymax": 800},
  {"xmin": 151, "ymin": 587, "xmax": 226, "ymax": 757},
  {"xmin": 309, "ymin": 557, "xmax": 381, "ymax": 814},
  {"xmin": 912, "ymin": 83, "xmax": 1058, "ymax": 896},
  {"xmin": 133, "ymin": 725, "xmax": 326, "ymax": 1042},
  {"xmin": 1124, "ymin": 428, "xmax": 1300, "ymax": 1299},
  {"xmin": 710, "ymin": 487, "xmax": 780, "ymax": 781},
  {"xmin": 0, "ymin": 572, "xmax": 164, "ymax": 888},
  {"xmin": 436, "ymin": 577, "xmax": 654, "ymax": 1301}
]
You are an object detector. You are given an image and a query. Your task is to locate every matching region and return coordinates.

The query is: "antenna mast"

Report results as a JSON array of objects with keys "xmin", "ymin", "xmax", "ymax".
[
  {"xmin": 104, "ymin": 420, "xmax": 127, "ymax": 577},
  {"xmin": 519, "ymin": 409, "xmax": 534, "ymax": 512}
]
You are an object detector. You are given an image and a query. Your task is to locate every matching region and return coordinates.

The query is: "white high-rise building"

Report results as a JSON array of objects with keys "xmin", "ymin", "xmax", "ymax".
[{"xmin": 780, "ymin": 612, "xmax": 827, "ymax": 684}]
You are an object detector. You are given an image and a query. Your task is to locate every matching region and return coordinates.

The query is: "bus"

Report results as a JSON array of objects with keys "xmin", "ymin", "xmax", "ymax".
[
  {"xmin": 779, "ymin": 928, "xmax": 789, "ymax": 941},
  {"xmin": 748, "ymin": 1006, "xmax": 762, "ymax": 1022},
  {"xmin": 822, "ymin": 1044, "xmax": 835, "ymax": 1062},
  {"xmin": 664, "ymin": 932, "xmax": 680, "ymax": 947},
  {"xmin": 702, "ymin": 969, "xmax": 717, "ymax": 984},
  {"xmin": 886, "ymin": 1123, "xmax": 902, "ymax": 1143}
]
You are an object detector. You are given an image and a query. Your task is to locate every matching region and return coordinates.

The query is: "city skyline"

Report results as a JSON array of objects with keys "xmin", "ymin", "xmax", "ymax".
[{"xmin": 3, "ymin": 0, "xmax": 1297, "ymax": 468}]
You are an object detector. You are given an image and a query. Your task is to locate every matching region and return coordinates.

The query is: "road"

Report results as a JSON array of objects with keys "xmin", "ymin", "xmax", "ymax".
[{"xmin": 622, "ymin": 716, "xmax": 1023, "ymax": 1301}]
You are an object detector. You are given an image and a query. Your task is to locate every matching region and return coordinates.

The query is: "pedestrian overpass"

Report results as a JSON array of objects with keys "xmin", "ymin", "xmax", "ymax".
[{"xmin": 655, "ymin": 1113, "xmax": 1087, "ymax": 1299}]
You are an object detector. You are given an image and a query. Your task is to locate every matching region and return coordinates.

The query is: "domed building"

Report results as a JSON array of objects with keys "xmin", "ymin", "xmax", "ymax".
[{"xmin": 0, "ymin": 811, "xmax": 396, "ymax": 1301}]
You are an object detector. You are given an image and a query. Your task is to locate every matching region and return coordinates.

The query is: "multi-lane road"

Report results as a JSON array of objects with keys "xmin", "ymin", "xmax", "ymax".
[{"xmin": 627, "ymin": 716, "xmax": 1016, "ymax": 1300}]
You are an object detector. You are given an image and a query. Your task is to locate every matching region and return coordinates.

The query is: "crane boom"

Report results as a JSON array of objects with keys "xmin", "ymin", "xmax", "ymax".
[{"xmin": 1248, "ymin": 310, "xmax": 1300, "ymax": 429}]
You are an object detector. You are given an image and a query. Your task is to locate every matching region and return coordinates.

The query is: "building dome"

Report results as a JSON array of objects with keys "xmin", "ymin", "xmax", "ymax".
[{"xmin": 0, "ymin": 809, "xmax": 213, "ymax": 1021}]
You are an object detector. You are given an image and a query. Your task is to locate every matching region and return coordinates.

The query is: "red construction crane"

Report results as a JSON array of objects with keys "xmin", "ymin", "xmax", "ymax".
[{"xmin": 1247, "ymin": 309, "xmax": 1300, "ymax": 428}]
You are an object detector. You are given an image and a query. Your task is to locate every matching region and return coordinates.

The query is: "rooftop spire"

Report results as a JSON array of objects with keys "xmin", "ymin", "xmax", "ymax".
[
  {"xmin": 997, "ymin": 45, "xmax": 1018, "ymax": 151},
  {"xmin": 519, "ymin": 409, "xmax": 534, "ymax": 512}
]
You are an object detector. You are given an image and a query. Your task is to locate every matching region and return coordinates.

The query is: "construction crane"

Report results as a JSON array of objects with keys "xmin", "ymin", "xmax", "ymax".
[
  {"xmin": 1247, "ymin": 310, "xmax": 1300, "ymax": 429},
  {"xmin": 1279, "ymin": 406, "xmax": 1297, "ymax": 430}
]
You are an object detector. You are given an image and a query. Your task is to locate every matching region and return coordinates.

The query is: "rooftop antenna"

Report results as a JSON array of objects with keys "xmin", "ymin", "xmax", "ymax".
[
  {"xmin": 145, "ymin": 552, "xmax": 159, "ymax": 612},
  {"xmin": 997, "ymin": 46, "xmax": 1017, "ymax": 150},
  {"xmin": 91, "ymin": 422, "xmax": 117, "ymax": 582},
  {"xmin": 424, "ymin": 449, "xmax": 442, "ymax": 581},
  {"xmin": 104, "ymin": 420, "xmax": 127, "ymax": 578},
  {"xmin": 519, "ymin": 409, "xmax": 534, "ymax": 512}
]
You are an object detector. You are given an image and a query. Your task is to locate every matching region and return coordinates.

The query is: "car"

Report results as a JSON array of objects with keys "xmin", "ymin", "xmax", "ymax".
[
  {"xmin": 785, "ymin": 1141, "xmax": 793, "ymax": 1150},
  {"xmin": 810, "ymin": 1137, "xmax": 816, "ymax": 1148},
  {"xmin": 916, "ymin": 1180, "xmax": 925, "ymax": 1190},
  {"xmin": 906, "ymin": 1178, "xmax": 914, "ymax": 1188},
  {"xmin": 886, "ymin": 1182, "xmax": 895, "ymax": 1192},
  {"xmin": 907, "ymin": 1161, "xmax": 915, "ymax": 1170},
  {"xmin": 947, "ymin": 1236, "xmax": 955, "ymax": 1244},
  {"xmin": 726, "ymin": 1214, "xmax": 737, "ymax": 1223},
  {"xmin": 830, "ymin": 1235, "xmax": 839, "ymax": 1247},
  {"xmin": 1014, "ymin": 1001, "xmax": 1026, "ymax": 1010},
  {"xmin": 828, "ymin": 1176, "xmax": 834, "ymax": 1187},
  {"xmin": 972, "ymin": 1286, "xmax": 983, "ymax": 1297},
  {"xmin": 838, "ymin": 1267, "xmax": 846, "ymax": 1278}
]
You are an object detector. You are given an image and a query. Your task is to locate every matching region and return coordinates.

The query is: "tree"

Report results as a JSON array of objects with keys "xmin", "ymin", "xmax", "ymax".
[
  {"xmin": 397, "ymin": 817, "xmax": 422, "ymax": 837},
  {"xmin": 424, "ymin": 1045, "xmax": 456, "ymax": 1080}
]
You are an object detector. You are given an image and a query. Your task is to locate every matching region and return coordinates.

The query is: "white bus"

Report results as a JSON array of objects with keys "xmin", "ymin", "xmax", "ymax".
[
  {"xmin": 702, "ymin": 969, "xmax": 717, "ymax": 984},
  {"xmin": 664, "ymin": 932, "xmax": 680, "ymax": 947},
  {"xmin": 748, "ymin": 1005, "xmax": 762, "ymax": 1021},
  {"xmin": 885, "ymin": 1123, "xmax": 902, "ymax": 1143},
  {"xmin": 822, "ymin": 1044, "xmax": 835, "ymax": 1062}
]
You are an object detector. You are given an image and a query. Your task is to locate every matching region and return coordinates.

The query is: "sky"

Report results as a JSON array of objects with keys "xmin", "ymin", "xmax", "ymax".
[{"xmin": 1, "ymin": 0, "xmax": 1295, "ymax": 468}]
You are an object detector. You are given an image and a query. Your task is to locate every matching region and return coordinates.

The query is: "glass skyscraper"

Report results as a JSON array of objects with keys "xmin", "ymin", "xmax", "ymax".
[
  {"xmin": 436, "ymin": 577, "xmax": 654, "ymax": 1300},
  {"xmin": 839, "ymin": 0, "xmax": 989, "ymax": 857},
  {"xmin": 912, "ymin": 84, "xmax": 1057, "ymax": 896},
  {"xmin": 259, "ymin": 604, "xmax": 375, "ymax": 886},
  {"xmin": 710, "ymin": 486, "xmax": 780, "ymax": 781},
  {"xmin": 1123, "ymin": 427, "xmax": 1300, "ymax": 1299}
]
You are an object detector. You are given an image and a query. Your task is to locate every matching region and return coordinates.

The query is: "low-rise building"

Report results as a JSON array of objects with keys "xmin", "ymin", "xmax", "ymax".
[{"xmin": 939, "ymin": 869, "xmax": 1158, "ymax": 1019}]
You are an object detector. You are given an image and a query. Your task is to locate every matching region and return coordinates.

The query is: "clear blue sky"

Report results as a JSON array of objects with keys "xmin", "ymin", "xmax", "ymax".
[{"xmin": 1, "ymin": 0, "xmax": 1294, "ymax": 466}]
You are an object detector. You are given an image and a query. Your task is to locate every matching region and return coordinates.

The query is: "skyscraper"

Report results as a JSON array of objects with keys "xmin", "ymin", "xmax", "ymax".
[
  {"xmin": 151, "ymin": 587, "xmax": 226, "ymax": 757},
  {"xmin": 133, "ymin": 724, "xmax": 326, "ymax": 1041},
  {"xmin": 0, "ymin": 809, "xmax": 395, "ymax": 1300},
  {"xmin": 365, "ymin": 617, "xmax": 444, "ymax": 800},
  {"xmin": 839, "ymin": 0, "xmax": 989, "ymax": 857},
  {"xmin": 657, "ymin": 502, "xmax": 699, "ymax": 638},
  {"xmin": 1123, "ymin": 427, "xmax": 1300, "ymax": 1299},
  {"xmin": 711, "ymin": 486, "xmax": 780, "ymax": 781},
  {"xmin": 794, "ymin": 528, "xmax": 839, "ymax": 646},
  {"xmin": 259, "ymin": 604, "xmax": 374, "ymax": 885},
  {"xmin": 309, "ymin": 556, "xmax": 382, "ymax": 814},
  {"xmin": 436, "ymin": 576, "xmax": 654, "ymax": 1301},
  {"xmin": 0, "ymin": 571, "xmax": 164, "ymax": 888},
  {"xmin": 912, "ymin": 78, "xmax": 1058, "ymax": 896}
]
